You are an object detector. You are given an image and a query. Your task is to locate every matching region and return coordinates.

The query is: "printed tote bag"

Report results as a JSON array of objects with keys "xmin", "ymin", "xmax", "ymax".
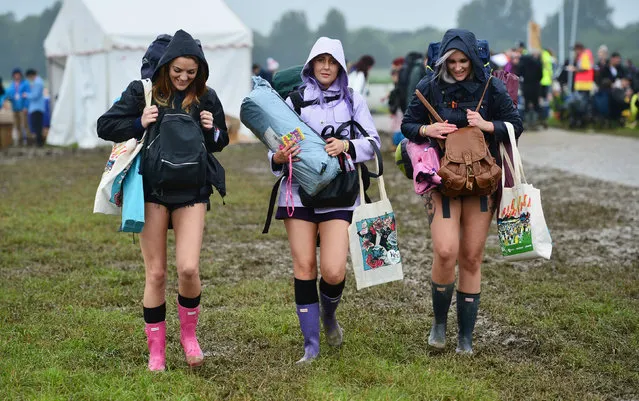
[
  {"xmin": 497, "ymin": 122, "xmax": 552, "ymax": 260},
  {"xmin": 348, "ymin": 138, "xmax": 404, "ymax": 289},
  {"xmin": 94, "ymin": 79, "xmax": 152, "ymax": 215}
]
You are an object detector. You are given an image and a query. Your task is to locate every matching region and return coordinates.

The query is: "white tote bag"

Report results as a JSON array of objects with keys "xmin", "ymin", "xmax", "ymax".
[
  {"xmin": 348, "ymin": 139, "xmax": 404, "ymax": 290},
  {"xmin": 93, "ymin": 79, "xmax": 152, "ymax": 215},
  {"xmin": 497, "ymin": 122, "xmax": 552, "ymax": 260}
]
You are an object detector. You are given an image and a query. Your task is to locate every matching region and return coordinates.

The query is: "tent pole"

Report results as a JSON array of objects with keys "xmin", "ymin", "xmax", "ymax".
[
  {"xmin": 558, "ymin": 1, "xmax": 565, "ymax": 75},
  {"xmin": 567, "ymin": 0, "xmax": 579, "ymax": 94}
]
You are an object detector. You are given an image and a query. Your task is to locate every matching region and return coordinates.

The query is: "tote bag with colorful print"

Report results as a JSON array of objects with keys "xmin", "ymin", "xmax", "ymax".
[
  {"xmin": 497, "ymin": 122, "xmax": 552, "ymax": 260},
  {"xmin": 348, "ymin": 138, "xmax": 404, "ymax": 290}
]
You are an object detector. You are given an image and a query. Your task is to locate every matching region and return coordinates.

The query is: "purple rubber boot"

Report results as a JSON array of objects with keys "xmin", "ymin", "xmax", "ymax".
[{"xmin": 295, "ymin": 303, "xmax": 320, "ymax": 364}]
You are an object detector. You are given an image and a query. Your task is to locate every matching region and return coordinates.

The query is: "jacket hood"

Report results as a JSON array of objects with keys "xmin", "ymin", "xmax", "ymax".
[
  {"xmin": 438, "ymin": 29, "xmax": 487, "ymax": 82},
  {"xmin": 152, "ymin": 29, "xmax": 209, "ymax": 82},
  {"xmin": 301, "ymin": 37, "xmax": 348, "ymax": 80}
]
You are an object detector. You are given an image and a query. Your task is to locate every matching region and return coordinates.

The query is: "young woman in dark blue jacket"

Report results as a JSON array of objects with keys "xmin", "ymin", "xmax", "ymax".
[
  {"xmin": 97, "ymin": 30, "xmax": 228, "ymax": 370},
  {"xmin": 402, "ymin": 29, "xmax": 523, "ymax": 354}
]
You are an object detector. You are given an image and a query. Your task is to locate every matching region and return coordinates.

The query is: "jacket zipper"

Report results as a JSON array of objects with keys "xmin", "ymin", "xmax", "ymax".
[{"xmin": 161, "ymin": 159, "xmax": 199, "ymax": 166}]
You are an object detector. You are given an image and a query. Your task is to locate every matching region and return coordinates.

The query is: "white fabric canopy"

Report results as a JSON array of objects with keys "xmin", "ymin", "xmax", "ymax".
[{"xmin": 44, "ymin": 0, "xmax": 253, "ymax": 148}]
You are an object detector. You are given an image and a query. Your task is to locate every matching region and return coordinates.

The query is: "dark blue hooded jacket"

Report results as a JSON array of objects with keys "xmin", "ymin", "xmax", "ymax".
[
  {"xmin": 98, "ymin": 30, "xmax": 228, "ymax": 152},
  {"xmin": 401, "ymin": 29, "xmax": 523, "ymax": 164},
  {"xmin": 97, "ymin": 29, "xmax": 228, "ymax": 200}
]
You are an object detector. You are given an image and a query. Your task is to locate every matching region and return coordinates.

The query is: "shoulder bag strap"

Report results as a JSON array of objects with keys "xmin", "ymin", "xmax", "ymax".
[{"xmin": 413, "ymin": 88, "xmax": 446, "ymax": 149}]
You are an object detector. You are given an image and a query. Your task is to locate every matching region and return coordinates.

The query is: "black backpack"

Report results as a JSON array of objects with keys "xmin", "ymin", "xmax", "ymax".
[
  {"xmin": 397, "ymin": 52, "xmax": 423, "ymax": 112},
  {"xmin": 143, "ymin": 107, "xmax": 208, "ymax": 195},
  {"xmin": 261, "ymin": 86, "xmax": 380, "ymax": 233},
  {"xmin": 287, "ymin": 86, "xmax": 373, "ymax": 194}
]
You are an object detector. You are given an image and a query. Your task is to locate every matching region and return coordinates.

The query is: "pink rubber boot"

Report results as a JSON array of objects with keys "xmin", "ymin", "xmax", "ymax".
[
  {"xmin": 144, "ymin": 321, "xmax": 166, "ymax": 371},
  {"xmin": 177, "ymin": 304, "xmax": 204, "ymax": 367}
]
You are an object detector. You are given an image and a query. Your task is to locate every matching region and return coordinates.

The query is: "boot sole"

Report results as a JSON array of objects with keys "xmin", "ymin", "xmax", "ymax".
[
  {"xmin": 295, "ymin": 355, "xmax": 318, "ymax": 364},
  {"xmin": 455, "ymin": 347, "xmax": 474, "ymax": 355},
  {"xmin": 186, "ymin": 356, "xmax": 204, "ymax": 367},
  {"xmin": 326, "ymin": 327, "xmax": 344, "ymax": 347}
]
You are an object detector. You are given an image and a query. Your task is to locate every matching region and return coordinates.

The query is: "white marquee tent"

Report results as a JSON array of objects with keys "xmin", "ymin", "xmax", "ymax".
[{"xmin": 44, "ymin": 0, "xmax": 253, "ymax": 148}]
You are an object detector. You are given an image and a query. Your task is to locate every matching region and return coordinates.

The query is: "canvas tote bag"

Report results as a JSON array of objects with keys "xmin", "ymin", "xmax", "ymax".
[
  {"xmin": 348, "ymin": 138, "xmax": 404, "ymax": 290},
  {"xmin": 93, "ymin": 79, "xmax": 152, "ymax": 215},
  {"xmin": 497, "ymin": 122, "xmax": 552, "ymax": 260}
]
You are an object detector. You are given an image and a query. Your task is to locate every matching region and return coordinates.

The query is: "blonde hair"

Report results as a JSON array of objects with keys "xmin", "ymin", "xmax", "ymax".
[{"xmin": 435, "ymin": 49, "xmax": 473, "ymax": 83}]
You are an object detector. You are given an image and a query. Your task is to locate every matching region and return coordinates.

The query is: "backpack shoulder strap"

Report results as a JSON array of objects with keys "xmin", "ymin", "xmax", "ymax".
[
  {"xmin": 140, "ymin": 78, "xmax": 152, "ymax": 107},
  {"xmin": 262, "ymin": 175, "xmax": 285, "ymax": 234},
  {"xmin": 474, "ymin": 76, "xmax": 492, "ymax": 113},
  {"xmin": 289, "ymin": 86, "xmax": 305, "ymax": 115}
]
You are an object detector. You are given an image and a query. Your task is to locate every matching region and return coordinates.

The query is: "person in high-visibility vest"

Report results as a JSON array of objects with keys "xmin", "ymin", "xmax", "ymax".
[
  {"xmin": 540, "ymin": 48, "xmax": 555, "ymax": 126},
  {"xmin": 568, "ymin": 43, "xmax": 594, "ymax": 95}
]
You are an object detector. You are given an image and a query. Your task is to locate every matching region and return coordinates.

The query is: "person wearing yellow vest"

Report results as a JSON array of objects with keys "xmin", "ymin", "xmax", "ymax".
[
  {"xmin": 541, "ymin": 49, "xmax": 554, "ymax": 90},
  {"xmin": 569, "ymin": 43, "xmax": 594, "ymax": 94},
  {"xmin": 540, "ymin": 48, "xmax": 555, "ymax": 126}
]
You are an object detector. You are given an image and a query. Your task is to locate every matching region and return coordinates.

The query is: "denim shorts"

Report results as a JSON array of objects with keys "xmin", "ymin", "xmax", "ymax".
[
  {"xmin": 275, "ymin": 207, "xmax": 352, "ymax": 224},
  {"xmin": 145, "ymin": 193, "xmax": 210, "ymax": 212}
]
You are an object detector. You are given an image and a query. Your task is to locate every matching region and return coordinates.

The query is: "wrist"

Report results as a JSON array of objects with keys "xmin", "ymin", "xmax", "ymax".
[
  {"xmin": 483, "ymin": 121, "xmax": 495, "ymax": 132},
  {"xmin": 343, "ymin": 140, "xmax": 349, "ymax": 152},
  {"xmin": 419, "ymin": 125, "xmax": 428, "ymax": 137}
]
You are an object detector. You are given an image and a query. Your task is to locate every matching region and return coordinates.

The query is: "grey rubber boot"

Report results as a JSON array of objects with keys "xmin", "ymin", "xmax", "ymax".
[
  {"xmin": 456, "ymin": 291, "xmax": 480, "ymax": 355},
  {"xmin": 320, "ymin": 292, "xmax": 343, "ymax": 347},
  {"xmin": 428, "ymin": 281, "xmax": 455, "ymax": 349}
]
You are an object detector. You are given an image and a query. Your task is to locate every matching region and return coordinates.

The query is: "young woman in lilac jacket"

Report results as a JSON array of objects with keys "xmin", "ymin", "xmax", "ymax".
[{"xmin": 268, "ymin": 37, "xmax": 381, "ymax": 363}]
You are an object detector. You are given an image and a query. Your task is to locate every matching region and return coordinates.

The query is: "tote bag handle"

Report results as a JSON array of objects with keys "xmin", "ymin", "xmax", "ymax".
[
  {"xmin": 499, "ymin": 122, "xmax": 527, "ymax": 189},
  {"xmin": 358, "ymin": 137, "xmax": 387, "ymax": 202}
]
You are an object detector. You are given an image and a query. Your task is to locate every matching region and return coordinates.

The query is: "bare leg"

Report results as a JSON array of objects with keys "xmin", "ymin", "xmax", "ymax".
[{"xmin": 140, "ymin": 202, "xmax": 170, "ymax": 308}]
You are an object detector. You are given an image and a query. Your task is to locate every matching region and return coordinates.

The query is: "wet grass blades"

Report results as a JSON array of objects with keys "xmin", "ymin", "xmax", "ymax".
[{"xmin": 0, "ymin": 144, "xmax": 637, "ymax": 400}]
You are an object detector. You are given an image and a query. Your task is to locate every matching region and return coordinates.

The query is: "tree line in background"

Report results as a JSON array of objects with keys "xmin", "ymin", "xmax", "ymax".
[
  {"xmin": 0, "ymin": 2, "xmax": 61, "ymax": 81},
  {"xmin": 1, "ymin": 0, "xmax": 638, "ymax": 80}
]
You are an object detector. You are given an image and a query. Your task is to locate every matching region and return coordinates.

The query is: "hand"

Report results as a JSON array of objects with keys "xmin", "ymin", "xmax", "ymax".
[
  {"xmin": 424, "ymin": 121, "xmax": 457, "ymax": 140},
  {"xmin": 273, "ymin": 143, "xmax": 301, "ymax": 164},
  {"xmin": 466, "ymin": 109, "xmax": 492, "ymax": 131},
  {"xmin": 141, "ymin": 105, "xmax": 158, "ymax": 128},
  {"xmin": 200, "ymin": 110, "xmax": 214, "ymax": 130},
  {"xmin": 22, "ymin": 92, "xmax": 28, "ymax": 98},
  {"xmin": 324, "ymin": 137, "xmax": 346, "ymax": 157}
]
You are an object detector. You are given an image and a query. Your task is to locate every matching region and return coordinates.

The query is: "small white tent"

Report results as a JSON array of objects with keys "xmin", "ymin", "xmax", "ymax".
[{"xmin": 44, "ymin": 0, "xmax": 252, "ymax": 148}]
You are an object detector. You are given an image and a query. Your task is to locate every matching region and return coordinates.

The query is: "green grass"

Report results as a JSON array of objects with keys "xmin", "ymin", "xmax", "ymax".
[
  {"xmin": 0, "ymin": 144, "xmax": 638, "ymax": 400},
  {"xmin": 367, "ymin": 68, "xmax": 393, "ymax": 85}
]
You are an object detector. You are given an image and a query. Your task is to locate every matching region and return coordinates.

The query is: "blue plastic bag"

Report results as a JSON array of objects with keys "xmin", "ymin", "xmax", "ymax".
[
  {"xmin": 120, "ymin": 154, "xmax": 145, "ymax": 233},
  {"xmin": 240, "ymin": 76, "xmax": 341, "ymax": 196}
]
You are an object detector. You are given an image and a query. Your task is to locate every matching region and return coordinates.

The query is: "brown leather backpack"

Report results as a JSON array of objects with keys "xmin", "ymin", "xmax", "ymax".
[{"xmin": 414, "ymin": 77, "xmax": 501, "ymax": 198}]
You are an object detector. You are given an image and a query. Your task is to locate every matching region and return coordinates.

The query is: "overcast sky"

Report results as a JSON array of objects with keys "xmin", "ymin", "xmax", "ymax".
[{"xmin": 3, "ymin": 0, "xmax": 638, "ymax": 33}]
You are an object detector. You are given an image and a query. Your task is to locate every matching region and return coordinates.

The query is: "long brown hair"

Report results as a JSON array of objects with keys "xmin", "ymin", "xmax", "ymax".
[{"xmin": 152, "ymin": 56, "xmax": 207, "ymax": 113}]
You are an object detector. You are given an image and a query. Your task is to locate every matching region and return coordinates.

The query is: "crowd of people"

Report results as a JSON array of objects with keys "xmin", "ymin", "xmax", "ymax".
[
  {"xmin": 0, "ymin": 67, "xmax": 50, "ymax": 147},
  {"xmin": 387, "ymin": 40, "xmax": 639, "ymax": 144}
]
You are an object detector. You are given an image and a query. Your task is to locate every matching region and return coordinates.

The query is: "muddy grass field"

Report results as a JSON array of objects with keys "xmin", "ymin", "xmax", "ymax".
[{"xmin": 0, "ymin": 143, "xmax": 638, "ymax": 400}]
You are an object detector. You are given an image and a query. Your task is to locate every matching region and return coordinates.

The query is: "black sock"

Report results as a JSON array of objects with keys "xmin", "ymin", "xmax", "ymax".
[
  {"xmin": 178, "ymin": 293, "xmax": 201, "ymax": 309},
  {"xmin": 319, "ymin": 277, "xmax": 345, "ymax": 299},
  {"xmin": 143, "ymin": 303, "xmax": 166, "ymax": 324},
  {"xmin": 294, "ymin": 278, "xmax": 318, "ymax": 305}
]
